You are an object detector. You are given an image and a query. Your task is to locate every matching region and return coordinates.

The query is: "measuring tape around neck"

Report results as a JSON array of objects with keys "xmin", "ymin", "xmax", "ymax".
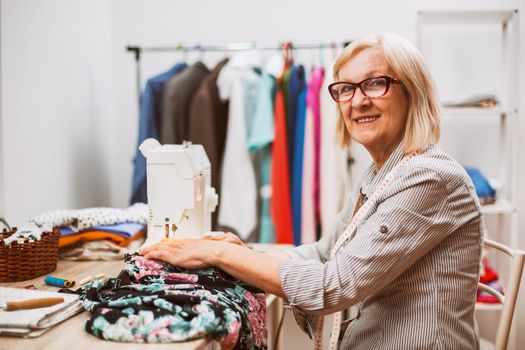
[{"xmin": 314, "ymin": 152, "xmax": 418, "ymax": 350}]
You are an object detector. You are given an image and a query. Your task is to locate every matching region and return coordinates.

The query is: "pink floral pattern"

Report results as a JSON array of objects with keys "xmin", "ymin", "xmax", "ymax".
[
  {"xmin": 132, "ymin": 255, "xmax": 199, "ymax": 283},
  {"xmin": 78, "ymin": 253, "xmax": 267, "ymax": 349},
  {"xmin": 245, "ymin": 292, "xmax": 267, "ymax": 348}
]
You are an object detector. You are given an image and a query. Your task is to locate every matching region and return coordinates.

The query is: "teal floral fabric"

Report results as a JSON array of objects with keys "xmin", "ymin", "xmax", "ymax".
[{"xmin": 77, "ymin": 253, "xmax": 267, "ymax": 349}]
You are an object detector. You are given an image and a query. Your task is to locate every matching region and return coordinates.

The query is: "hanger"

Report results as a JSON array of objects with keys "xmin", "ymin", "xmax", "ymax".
[
  {"xmin": 176, "ymin": 43, "xmax": 188, "ymax": 63},
  {"xmin": 330, "ymin": 42, "xmax": 338, "ymax": 61},
  {"xmin": 195, "ymin": 43, "xmax": 204, "ymax": 62},
  {"xmin": 282, "ymin": 41, "xmax": 293, "ymax": 70},
  {"xmin": 318, "ymin": 42, "xmax": 325, "ymax": 67}
]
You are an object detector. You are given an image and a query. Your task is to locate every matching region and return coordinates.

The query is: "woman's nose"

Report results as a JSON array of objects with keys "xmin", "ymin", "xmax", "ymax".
[{"xmin": 351, "ymin": 88, "xmax": 370, "ymax": 108}]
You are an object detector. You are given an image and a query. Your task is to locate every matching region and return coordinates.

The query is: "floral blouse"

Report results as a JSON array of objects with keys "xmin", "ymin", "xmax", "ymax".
[{"xmin": 76, "ymin": 253, "xmax": 267, "ymax": 349}]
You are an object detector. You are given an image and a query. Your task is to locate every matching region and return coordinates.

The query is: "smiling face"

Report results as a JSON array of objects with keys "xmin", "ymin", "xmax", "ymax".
[{"xmin": 338, "ymin": 46, "xmax": 409, "ymax": 165}]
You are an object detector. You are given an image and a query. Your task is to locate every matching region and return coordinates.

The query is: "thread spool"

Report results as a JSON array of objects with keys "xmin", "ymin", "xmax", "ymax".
[{"xmin": 44, "ymin": 276, "xmax": 75, "ymax": 288}]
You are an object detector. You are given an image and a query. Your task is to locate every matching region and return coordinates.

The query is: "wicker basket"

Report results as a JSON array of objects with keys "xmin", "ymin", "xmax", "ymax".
[{"xmin": 0, "ymin": 227, "xmax": 60, "ymax": 282}]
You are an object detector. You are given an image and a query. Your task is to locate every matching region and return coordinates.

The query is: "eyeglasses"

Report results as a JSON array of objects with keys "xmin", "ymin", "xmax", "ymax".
[{"xmin": 328, "ymin": 75, "xmax": 402, "ymax": 102}]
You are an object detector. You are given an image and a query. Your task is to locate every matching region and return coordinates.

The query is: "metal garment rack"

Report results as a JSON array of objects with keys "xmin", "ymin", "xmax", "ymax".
[
  {"xmin": 125, "ymin": 41, "xmax": 349, "ymax": 105},
  {"xmin": 124, "ymin": 40, "xmax": 348, "ymax": 350}
]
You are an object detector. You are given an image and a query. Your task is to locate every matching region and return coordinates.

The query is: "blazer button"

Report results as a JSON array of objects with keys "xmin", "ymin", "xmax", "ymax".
[{"xmin": 379, "ymin": 225, "xmax": 388, "ymax": 234}]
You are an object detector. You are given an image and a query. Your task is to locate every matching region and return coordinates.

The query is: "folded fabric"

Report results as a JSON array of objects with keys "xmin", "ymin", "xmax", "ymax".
[
  {"xmin": 1, "ymin": 223, "xmax": 45, "ymax": 244},
  {"xmin": 0, "ymin": 287, "xmax": 83, "ymax": 337},
  {"xmin": 477, "ymin": 280, "xmax": 505, "ymax": 304},
  {"xmin": 72, "ymin": 253, "xmax": 267, "ymax": 349},
  {"xmin": 477, "ymin": 257, "xmax": 504, "ymax": 304},
  {"xmin": 58, "ymin": 227, "xmax": 145, "ymax": 248},
  {"xmin": 32, "ymin": 203, "xmax": 148, "ymax": 232},
  {"xmin": 59, "ymin": 238, "xmax": 144, "ymax": 261},
  {"xmin": 443, "ymin": 91, "xmax": 498, "ymax": 108},
  {"xmin": 60, "ymin": 223, "xmax": 145, "ymax": 238},
  {"xmin": 464, "ymin": 167, "xmax": 496, "ymax": 204},
  {"xmin": 479, "ymin": 258, "xmax": 499, "ymax": 284}
]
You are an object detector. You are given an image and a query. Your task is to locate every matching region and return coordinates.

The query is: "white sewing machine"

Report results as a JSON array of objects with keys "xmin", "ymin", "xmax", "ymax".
[{"xmin": 139, "ymin": 139, "xmax": 219, "ymax": 247}]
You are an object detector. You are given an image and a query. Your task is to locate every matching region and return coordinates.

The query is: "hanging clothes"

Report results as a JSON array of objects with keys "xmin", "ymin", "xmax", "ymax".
[
  {"xmin": 217, "ymin": 52, "xmax": 262, "ymax": 240},
  {"xmin": 320, "ymin": 63, "xmax": 350, "ymax": 237},
  {"xmin": 281, "ymin": 69, "xmax": 292, "ymax": 121},
  {"xmin": 160, "ymin": 61, "xmax": 210, "ymax": 144},
  {"xmin": 284, "ymin": 66, "xmax": 306, "ymax": 246},
  {"xmin": 248, "ymin": 71, "xmax": 276, "ymax": 243},
  {"xmin": 301, "ymin": 67, "xmax": 324, "ymax": 244},
  {"xmin": 271, "ymin": 72, "xmax": 294, "ymax": 245},
  {"xmin": 187, "ymin": 59, "xmax": 230, "ymax": 229},
  {"xmin": 312, "ymin": 71, "xmax": 323, "ymax": 238},
  {"xmin": 75, "ymin": 253, "xmax": 267, "ymax": 349},
  {"xmin": 130, "ymin": 63, "xmax": 188, "ymax": 204},
  {"xmin": 291, "ymin": 87, "xmax": 307, "ymax": 245},
  {"xmin": 286, "ymin": 65, "xmax": 306, "ymax": 182},
  {"xmin": 300, "ymin": 71, "xmax": 317, "ymax": 244}
]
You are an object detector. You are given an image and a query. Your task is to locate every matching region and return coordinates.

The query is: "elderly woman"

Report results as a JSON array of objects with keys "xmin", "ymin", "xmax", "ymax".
[{"xmin": 140, "ymin": 33, "xmax": 483, "ymax": 349}]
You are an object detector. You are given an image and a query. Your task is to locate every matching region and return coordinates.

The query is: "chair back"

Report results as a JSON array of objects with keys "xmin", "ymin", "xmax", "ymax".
[{"xmin": 478, "ymin": 239, "xmax": 525, "ymax": 350}]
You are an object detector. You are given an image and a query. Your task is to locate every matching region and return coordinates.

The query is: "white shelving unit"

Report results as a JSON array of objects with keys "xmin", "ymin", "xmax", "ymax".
[
  {"xmin": 441, "ymin": 106, "xmax": 515, "ymax": 118},
  {"xmin": 417, "ymin": 9, "xmax": 520, "ymax": 349}
]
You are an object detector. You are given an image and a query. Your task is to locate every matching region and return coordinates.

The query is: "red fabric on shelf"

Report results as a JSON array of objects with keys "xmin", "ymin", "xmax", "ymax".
[{"xmin": 479, "ymin": 258, "xmax": 499, "ymax": 283}]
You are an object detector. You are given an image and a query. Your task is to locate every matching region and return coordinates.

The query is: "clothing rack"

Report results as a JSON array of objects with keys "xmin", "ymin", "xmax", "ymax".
[{"xmin": 125, "ymin": 41, "xmax": 350, "ymax": 105}]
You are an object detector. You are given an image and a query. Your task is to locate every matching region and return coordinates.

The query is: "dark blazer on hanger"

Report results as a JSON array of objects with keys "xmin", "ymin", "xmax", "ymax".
[
  {"xmin": 187, "ymin": 58, "xmax": 230, "ymax": 229},
  {"xmin": 160, "ymin": 61, "xmax": 209, "ymax": 144}
]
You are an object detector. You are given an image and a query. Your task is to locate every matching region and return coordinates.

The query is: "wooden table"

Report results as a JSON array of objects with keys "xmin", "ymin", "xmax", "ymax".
[{"xmin": 0, "ymin": 243, "xmax": 292, "ymax": 350}]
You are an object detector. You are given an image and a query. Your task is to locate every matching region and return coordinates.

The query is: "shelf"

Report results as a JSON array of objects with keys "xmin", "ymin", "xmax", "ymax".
[
  {"xmin": 475, "ymin": 302, "xmax": 503, "ymax": 312},
  {"xmin": 418, "ymin": 8, "xmax": 519, "ymax": 347},
  {"xmin": 480, "ymin": 198, "xmax": 515, "ymax": 215},
  {"xmin": 418, "ymin": 10, "xmax": 517, "ymax": 25},
  {"xmin": 441, "ymin": 106, "xmax": 514, "ymax": 118}
]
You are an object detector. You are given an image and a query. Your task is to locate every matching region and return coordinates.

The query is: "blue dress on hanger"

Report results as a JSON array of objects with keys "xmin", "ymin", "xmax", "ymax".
[{"xmin": 292, "ymin": 88, "xmax": 307, "ymax": 245}]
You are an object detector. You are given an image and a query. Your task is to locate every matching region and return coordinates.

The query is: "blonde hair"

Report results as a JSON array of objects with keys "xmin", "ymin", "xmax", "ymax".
[{"xmin": 333, "ymin": 32, "xmax": 440, "ymax": 154}]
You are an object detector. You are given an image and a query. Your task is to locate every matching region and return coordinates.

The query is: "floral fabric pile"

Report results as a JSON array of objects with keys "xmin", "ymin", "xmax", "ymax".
[{"xmin": 76, "ymin": 253, "xmax": 267, "ymax": 349}]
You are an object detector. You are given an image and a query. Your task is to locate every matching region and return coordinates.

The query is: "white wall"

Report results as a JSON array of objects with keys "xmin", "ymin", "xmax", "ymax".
[
  {"xmin": 1, "ymin": 0, "xmax": 525, "ymax": 348},
  {"xmin": 0, "ymin": 0, "xmax": 113, "ymax": 224},
  {"xmin": 0, "ymin": 5, "xmax": 4, "ymax": 220}
]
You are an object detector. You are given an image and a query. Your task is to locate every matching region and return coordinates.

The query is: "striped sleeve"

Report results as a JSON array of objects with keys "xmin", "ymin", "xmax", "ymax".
[
  {"xmin": 279, "ymin": 167, "xmax": 459, "ymax": 314},
  {"xmin": 285, "ymin": 192, "xmax": 357, "ymax": 262}
]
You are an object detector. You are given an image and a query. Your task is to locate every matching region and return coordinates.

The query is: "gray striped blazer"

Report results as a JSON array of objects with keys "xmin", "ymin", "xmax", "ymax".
[{"xmin": 279, "ymin": 143, "xmax": 483, "ymax": 349}]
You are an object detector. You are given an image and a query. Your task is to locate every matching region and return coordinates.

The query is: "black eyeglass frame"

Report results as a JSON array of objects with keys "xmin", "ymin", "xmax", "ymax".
[{"xmin": 328, "ymin": 75, "xmax": 402, "ymax": 102}]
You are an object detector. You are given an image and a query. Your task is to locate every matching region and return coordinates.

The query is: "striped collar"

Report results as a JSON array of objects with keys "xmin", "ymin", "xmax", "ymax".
[{"xmin": 360, "ymin": 142, "xmax": 405, "ymax": 200}]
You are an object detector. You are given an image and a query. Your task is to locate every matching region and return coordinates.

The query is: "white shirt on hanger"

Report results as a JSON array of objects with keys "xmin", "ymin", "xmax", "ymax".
[
  {"xmin": 320, "ymin": 61, "xmax": 352, "ymax": 236},
  {"xmin": 301, "ymin": 96, "xmax": 316, "ymax": 243},
  {"xmin": 216, "ymin": 51, "xmax": 263, "ymax": 239}
]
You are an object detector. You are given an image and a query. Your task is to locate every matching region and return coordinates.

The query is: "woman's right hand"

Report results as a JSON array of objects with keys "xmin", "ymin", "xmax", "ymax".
[{"xmin": 202, "ymin": 231, "xmax": 248, "ymax": 248}]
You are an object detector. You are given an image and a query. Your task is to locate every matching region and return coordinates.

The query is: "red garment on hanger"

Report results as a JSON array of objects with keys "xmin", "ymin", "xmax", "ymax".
[{"xmin": 271, "ymin": 84, "xmax": 294, "ymax": 244}]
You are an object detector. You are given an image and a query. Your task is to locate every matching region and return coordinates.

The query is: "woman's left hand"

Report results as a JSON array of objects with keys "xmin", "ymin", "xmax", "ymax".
[{"xmin": 138, "ymin": 238, "xmax": 219, "ymax": 269}]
